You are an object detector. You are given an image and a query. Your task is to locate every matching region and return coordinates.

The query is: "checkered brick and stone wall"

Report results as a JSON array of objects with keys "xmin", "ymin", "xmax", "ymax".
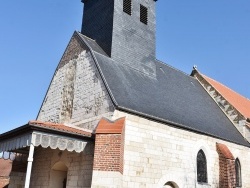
[
  {"xmin": 91, "ymin": 110, "xmax": 250, "ymax": 188},
  {"xmin": 37, "ymin": 34, "xmax": 114, "ymax": 130}
]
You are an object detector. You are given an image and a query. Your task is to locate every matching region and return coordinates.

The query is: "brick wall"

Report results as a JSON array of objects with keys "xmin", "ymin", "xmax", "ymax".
[
  {"xmin": 216, "ymin": 143, "xmax": 236, "ymax": 188},
  {"xmin": 94, "ymin": 134, "xmax": 122, "ymax": 172},
  {"xmin": 93, "ymin": 118, "xmax": 125, "ymax": 174}
]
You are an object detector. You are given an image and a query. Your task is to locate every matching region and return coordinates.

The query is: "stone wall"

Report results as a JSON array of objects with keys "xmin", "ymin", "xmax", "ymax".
[
  {"xmin": 8, "ymin": 172, "xmax": 25, "ymax": 188},
  {"xmin": 91, "ymin": 110, "xmax": 250, "ymax": 188},
  {"xmin": 30, "ymin": 144, "xmax": 94, "ymax": 188},
  {"xmin": 37, "ymin": 34, "xmax": 114, "ymax": 131}
]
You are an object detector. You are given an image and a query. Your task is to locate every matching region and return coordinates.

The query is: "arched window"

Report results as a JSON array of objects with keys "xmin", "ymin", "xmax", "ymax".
[
  {"xmin": 235, "ymin": 158, "xmax": 242, "ymax": 187},
  {"xmin": 197, "ymin": 149, "xmax": 207, "ymax": 183},
  {"xmin": 163, "ymin": 181, "xmax": 179, "ymax": 188}
]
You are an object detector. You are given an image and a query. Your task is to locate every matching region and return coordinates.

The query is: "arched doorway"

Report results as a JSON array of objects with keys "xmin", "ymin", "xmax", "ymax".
[
  {"xmin": 163, "ymin": 181, "xmax": 179, "ymax": 188},
  {"xmin": 49, "ymin": 161, "xmax": 68, "ymax": 188}
]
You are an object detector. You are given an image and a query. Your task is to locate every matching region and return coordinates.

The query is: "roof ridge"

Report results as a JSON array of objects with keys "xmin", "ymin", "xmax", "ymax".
[
  {"xmin": 76, "ymin": 31, "xmax": 94, "ymax": 41},
  {"xmin": 155, "ymin": 59, "xmax": 196, "ymax": 80}
]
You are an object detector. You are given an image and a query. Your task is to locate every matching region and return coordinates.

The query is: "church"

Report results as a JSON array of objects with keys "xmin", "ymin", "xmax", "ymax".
[{"xmin": 1, "ymin": 0, "xmax": 250, "ymax": 187}]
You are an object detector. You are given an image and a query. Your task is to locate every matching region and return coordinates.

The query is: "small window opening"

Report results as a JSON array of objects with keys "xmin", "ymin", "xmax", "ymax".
[
  {"xmin": 235, "ymin": 158, "xmax": 242, "ymax": 187},
  {"xmin": 140, "ymin": 4, "xmax": 148, "ymax": 25},
  {"xmin": 197, "ymin": 150, "xmax": 208, "ymax": 183},
  {"xmin": 123, "ymin": 0, "xmax": 132, "ymax": 15}
]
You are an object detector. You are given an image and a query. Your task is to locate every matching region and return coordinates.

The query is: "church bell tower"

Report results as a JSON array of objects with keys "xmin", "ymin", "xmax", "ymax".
[{"xmin": 81, "ymin": 0, "xmax": 157, "ymax": 74}]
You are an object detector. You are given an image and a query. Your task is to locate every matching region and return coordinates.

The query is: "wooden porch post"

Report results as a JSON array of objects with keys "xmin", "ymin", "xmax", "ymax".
[{"xmin": 24, "ymin": 144, "xmax": 35, "ymax": 188}]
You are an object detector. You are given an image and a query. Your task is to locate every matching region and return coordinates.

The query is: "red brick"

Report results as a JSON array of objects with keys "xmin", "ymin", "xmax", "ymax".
[
  {"xmin": 93, "ymin": 118, "xmax": 125, "ymax": 174},
  {"xmin": 216, "ymin": 143, "xmax": 236, "ymax": 187}
]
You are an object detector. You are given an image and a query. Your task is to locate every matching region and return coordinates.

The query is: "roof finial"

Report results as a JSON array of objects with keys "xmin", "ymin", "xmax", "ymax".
[{"xmin": 193, "ymin": 65, "xmax": 198, "ymax": 70}]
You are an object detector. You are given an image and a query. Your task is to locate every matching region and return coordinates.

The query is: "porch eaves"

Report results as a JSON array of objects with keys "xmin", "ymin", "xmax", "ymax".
[
  {"xmin": 0, "ymin": 121, "xmax": 94, "ymax": 141},
  {"xmin": 0, "ymin": 121, "xmax": 94, "ymax": 154}
]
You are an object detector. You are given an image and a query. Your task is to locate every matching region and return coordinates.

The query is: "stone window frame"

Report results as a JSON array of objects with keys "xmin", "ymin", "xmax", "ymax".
[
  {"xmin": 196, "ymin": 149, "xmax": 208, "ymax": 183},
  {"xmin": 235, "ymin": 158, "xmax": 242, "ymax": 187}
]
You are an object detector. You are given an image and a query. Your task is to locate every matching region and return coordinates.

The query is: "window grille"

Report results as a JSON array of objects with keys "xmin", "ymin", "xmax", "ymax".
[
  {"xmin": 140, "ymin": 4, "xmax": 148, "ymax": 25},
  {"xmin": 235, "ymin": 158, "xmax": 242, "ymax": 187},
  {"xmin": 123, "ymin": 0, "xmax": 132, "ymax": 15},
  {"xmin": 197, "ymin": 150, "xmax": 208, "ymax": 183}
]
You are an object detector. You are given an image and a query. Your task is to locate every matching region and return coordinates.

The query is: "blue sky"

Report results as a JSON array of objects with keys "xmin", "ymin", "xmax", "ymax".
[{"xmin": 0, "ymin": 0, "xmax": 250, "ymax": 133}]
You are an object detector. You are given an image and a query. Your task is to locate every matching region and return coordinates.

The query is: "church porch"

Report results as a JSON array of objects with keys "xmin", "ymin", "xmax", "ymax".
[{"xmin": 0, "ymin": 121, "xmax": 94, "ymax": 188}]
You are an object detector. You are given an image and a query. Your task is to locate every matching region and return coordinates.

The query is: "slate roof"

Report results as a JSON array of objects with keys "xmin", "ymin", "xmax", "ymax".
[
  {"xmin": 202, "ymin": 74, "xmax": 250, "ymax": 119},
  {"xmin": 76, "ymin": 32, "xmax": 250, "ymax": 147}
]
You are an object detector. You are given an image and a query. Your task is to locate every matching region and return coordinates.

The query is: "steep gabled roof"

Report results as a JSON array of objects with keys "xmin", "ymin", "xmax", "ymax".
[
  {"xmin": 202, "ymin": 74, "xmax": 250, "ymax": 119},
  {"xmin": 76, "ymin": 32, "xmax": 249, "ymax": 147}
]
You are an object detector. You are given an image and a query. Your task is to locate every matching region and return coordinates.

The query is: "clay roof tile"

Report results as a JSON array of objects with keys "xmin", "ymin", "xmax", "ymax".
[
  {"xmin": 202, "ymin": 74, "xmax": 250, "ymax": 119},
  {"xmin": 28, "ymin": 120, "xmax": 92, "ymax": 137},
  {"xmin": 95, "ymin": 117, "xmax": 126, "ymax": 134},
  {"xmin": 216, "ymin": 143, "xmax": 234, "ymax": 160}
]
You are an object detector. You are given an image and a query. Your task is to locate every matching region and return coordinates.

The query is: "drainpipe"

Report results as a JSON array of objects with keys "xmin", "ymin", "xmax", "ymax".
[{"xmin": 24, "ymin": 144, "xmax": 35, "ymax": 188}]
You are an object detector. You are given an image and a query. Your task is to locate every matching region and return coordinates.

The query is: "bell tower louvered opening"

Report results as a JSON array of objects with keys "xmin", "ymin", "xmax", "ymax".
[
  {"xmin": 123, "ymin": 0, "xmax": 132, "ymax": 15},
  {"xmin": 140, "ymin": 4, "xmax": 148, "ymax": 25}
]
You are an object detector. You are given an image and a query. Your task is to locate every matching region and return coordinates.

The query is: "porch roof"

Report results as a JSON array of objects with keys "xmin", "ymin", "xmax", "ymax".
[{"xmin": 0, "ymin": 121, "xmax": 94, "ymax": 153}]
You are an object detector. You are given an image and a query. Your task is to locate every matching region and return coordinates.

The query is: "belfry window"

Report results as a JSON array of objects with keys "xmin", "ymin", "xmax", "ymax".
[
  {"xmin": 123, "ymin": 0, "xmax": 132, "ymax": 15},
  {"xmin": 235, "ymin": 158, "xmax": 242, "ymax": 187},
  {"xmin": 197, "ymin": 150, "xmax": 208, "ymax": 183},
  {"xmin": 140, "ymin": 4, "xmax": 148, "ymax": 25}
]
